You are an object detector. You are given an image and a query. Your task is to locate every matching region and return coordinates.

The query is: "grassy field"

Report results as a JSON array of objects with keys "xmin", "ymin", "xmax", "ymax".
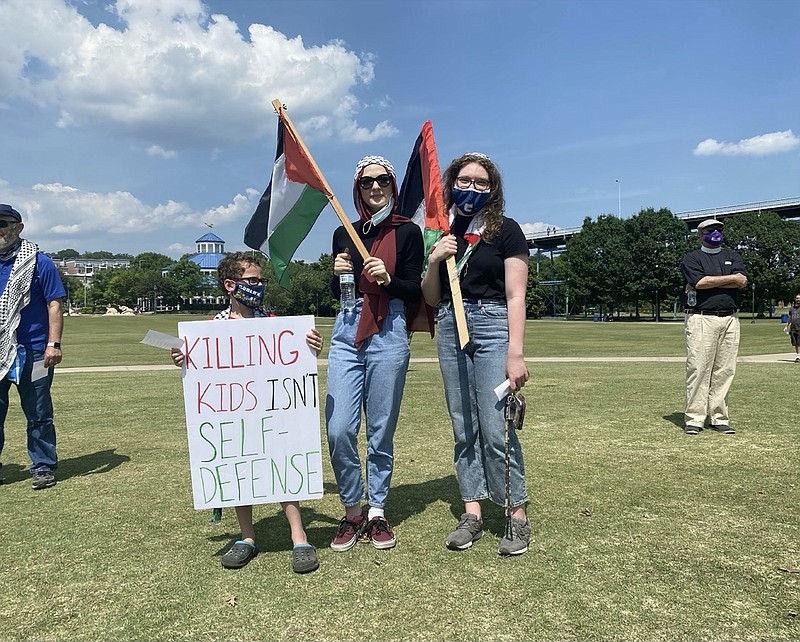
[
  {"xmin": 0, "ymin": 316, "xmax": 797, "ymax": 641},
  {"xmin": 56, "ymin": 312, "xmax": 792, "ymax": 367}
]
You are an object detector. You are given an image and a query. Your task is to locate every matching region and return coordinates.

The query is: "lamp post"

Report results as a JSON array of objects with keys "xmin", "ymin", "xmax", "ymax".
[
  {"xmin": 616, "ymin": 179, "xmax": 621, "ymax": 218},
  {"xmin": 751, "ymin": 281, "xmax": 755, "ymax": 324}
]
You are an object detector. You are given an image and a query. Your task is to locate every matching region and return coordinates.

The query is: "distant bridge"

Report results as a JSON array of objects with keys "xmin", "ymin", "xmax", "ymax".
[{"xmin": 526, "ymin": 196, "xmax": 800, "ymax": 252}]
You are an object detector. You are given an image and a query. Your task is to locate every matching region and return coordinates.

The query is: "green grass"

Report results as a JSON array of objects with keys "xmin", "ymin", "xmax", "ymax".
[
  {"xmin": 0, "ymin": 317, "xmax": 798, "ymax": 640},
  {"xmin": 58, "ymin": 313, "xmax": 791, "ymax": 367}
]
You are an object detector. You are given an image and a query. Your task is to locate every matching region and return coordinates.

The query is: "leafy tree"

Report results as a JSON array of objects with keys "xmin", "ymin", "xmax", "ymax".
[
  {"xmin": 565, "ymin": 215, "xmax": 632, "ymax": 315},
  {"xmin": 51, "ymin": 248, "xmax": 81, "ymax": 259},
  {"xmin": 525, "ymin": 265, "xmax": 546, "ymax": 318},
  {"xmin": 166, "ymin": 259, "xmax": 209, "ymax": 300},
  {"xmin": 624, "ymin": 208, "xmax": 693, "ymax": 319},
  {"xmin": 59, "ymin": 274, "xmax": 84, "ymax": 310},
  {"xmin": 82, "ymin": 251, "xmax": 115, "ymax": 259},
  {"xmin": 133, "ymin": 252, "xmax": 174, "ymax": 272},
  {"xmin": 725, "ymin": 211, "xmax": 800, "ymax": 313},
  {"xmin": 528, "ymin": 251, "xmax": 566, "ymax": 317},
  {"xmin": 315, "ymin": 253, "xmax": 338, "ymax": 316}
]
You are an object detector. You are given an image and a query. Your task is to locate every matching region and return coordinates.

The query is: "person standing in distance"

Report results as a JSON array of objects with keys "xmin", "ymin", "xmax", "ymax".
[
  {"xmin": 0, "ymin": 204, "xmax": 66, "ymax": 490},
  {"xmin": 682, "ymin": 218, "xmax": 748, "ymax": 435},
  {"xmin": 784, "ymin": 294, "xmax": 800, "ymax": 363}
]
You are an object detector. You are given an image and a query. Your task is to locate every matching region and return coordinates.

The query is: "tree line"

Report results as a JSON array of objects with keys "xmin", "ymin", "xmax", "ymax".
[
  {"xmin": 533, "ymin": 208, "xmax": 800, "ymax": 319},
  {"xmin": 53, "ymin": 207, "xmax": 800, "ymax": 319}
]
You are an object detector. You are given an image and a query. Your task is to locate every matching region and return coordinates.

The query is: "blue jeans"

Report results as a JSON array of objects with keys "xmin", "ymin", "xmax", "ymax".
[
  {"xmin": 436, "ymin": 301, "xmax": 528, "ymax": 508},
  {"xmin": 325, "ymin": 298, "xmax": 410, "ymax": 508},
  {"xmin": 0, "ymin": 348, "xmax": 58, "ymax": 473}
]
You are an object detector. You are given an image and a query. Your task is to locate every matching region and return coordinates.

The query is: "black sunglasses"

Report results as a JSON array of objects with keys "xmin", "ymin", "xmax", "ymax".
[
  {"xmin": 0, "ymin": 220, "xmax": 19, "ymax": 228},
  {"xmin": 358, "ymin": 174, "xmax": 391, "ymax": 190}
]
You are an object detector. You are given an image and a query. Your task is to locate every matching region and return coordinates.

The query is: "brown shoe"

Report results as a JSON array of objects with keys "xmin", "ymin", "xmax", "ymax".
[{"xmin": 364, "ymin": 516, "xmax": 396, "ymax": 550}]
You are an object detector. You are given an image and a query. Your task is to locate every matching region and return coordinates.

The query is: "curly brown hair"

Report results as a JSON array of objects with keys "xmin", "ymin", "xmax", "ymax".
[
  {"xmin": 216, "ymin": 251, "xmax": 266, "ymax": 293},
  {"xmin": 442, "ymin": 152, "xmax": 505, "ymax": 244}
]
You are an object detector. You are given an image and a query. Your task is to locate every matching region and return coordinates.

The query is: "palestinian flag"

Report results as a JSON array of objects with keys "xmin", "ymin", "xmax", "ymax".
[
  {"xmin": 397, "ymin": 120, "xmax": 449, "ymax": 338},
  {"xmin": 244, "ymin": 118, "xmax": 330, "ymax": 289},
  {"xmin": 398, "ymin": 120, "xmax": 449, "ymax": 267}
]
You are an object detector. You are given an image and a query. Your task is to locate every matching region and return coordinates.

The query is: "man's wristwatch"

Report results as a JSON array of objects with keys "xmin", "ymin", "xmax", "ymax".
[{"xmin": 47, "ymin": 342, "xmax": 61, "ymax": 348}]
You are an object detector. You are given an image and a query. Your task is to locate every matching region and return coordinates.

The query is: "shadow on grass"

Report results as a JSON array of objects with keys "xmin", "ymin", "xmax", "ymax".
[
  {"xmin": 663, "ymin": 411, "xmax": 685, "ymax": 430},
  {"xmin": 203, "ymin": 476, "xmax": 463, "ymax": 556},
  {"xmin": 58, "ymin": 448, "xmax": 132, "ymax": 481},
  {"xmin": 391, "ymin": 473, "xmax": 461, "ymax": 524},
  {"xmin": 0, "ymin": 461, "xmax": 27, "ymax": 485},
  {"xmin": 0, "ymin": 448, "xmax": 130, "ymax": 486}
]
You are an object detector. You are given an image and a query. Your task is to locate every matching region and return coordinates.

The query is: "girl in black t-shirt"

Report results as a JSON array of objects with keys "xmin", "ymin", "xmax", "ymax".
[{"xmin": 421, "ymin": 152, "xmax": 532, "ymax": 556}]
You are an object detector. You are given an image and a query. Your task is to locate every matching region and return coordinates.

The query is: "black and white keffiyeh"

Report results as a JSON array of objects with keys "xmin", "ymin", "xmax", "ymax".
[
  {"xmin": 213, "ymin": 306, "xmax": 269, "ymax": 320},
  {"xmin": 0, "ymin": 239, "xmax": 38, "ymax": 378}
]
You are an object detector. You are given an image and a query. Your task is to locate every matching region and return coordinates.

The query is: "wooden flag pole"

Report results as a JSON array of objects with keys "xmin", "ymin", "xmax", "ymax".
[
  {"xmin": 446, "ymin": 255, "xmax": 469, "ymax": 348},
  {"xmin": 272, "ymin": 99, "xmax": 370, "ymax": 262}
]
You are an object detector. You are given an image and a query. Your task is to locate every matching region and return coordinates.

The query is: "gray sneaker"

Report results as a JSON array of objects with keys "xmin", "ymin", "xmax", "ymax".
[
  {"xmin": 498, "ymin": 516, "xmax": 531, "ymax": 556},
  {"xmin": 31, "ymin": 471, "xmax": 56, "ymax": 490},
  {"xmin": 446, "ymin": 513, "xmax": 483, "ymax": 550}
]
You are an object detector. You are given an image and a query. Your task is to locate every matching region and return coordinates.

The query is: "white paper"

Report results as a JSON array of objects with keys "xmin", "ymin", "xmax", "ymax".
[
  {"xmin": 177, "ymin": 315, "xmax": 323, "ymax": 509},
  {"xmin": 31, "ymin": 359, "xmax": 49, "ymax": 382},
  {"xmin": 141, "ymin": 329, "xmax": 184, "ymax": 351},
  {"xmin": 494, "ymin": 379, "xmax": 511, "ymax": 401}
]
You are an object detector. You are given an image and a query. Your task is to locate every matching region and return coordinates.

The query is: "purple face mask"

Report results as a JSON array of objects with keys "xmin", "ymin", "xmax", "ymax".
[{"xmin": 702, "ymin": 230, "xmax": 723, "ymax": 247}]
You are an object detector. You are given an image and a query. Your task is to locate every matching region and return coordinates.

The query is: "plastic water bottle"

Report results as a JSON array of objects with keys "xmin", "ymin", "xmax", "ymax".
[
  {"xmin": 340, "ymin": 273, "xmax": 356, "ymax": 312},
  {"xmin": 687, "ymin": 287, "xmax": 697, "ymax": 307}
]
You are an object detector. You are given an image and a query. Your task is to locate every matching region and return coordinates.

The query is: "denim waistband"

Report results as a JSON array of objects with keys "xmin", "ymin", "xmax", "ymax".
[{"xmin": 461, "ymin": 298, "xmax": 506, "ymax": 306}]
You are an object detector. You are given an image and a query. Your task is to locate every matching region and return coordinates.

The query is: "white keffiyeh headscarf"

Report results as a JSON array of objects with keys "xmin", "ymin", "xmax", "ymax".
[{"xmin": 0, "ymin": 239, "xmax": 38, "ymax": 378}]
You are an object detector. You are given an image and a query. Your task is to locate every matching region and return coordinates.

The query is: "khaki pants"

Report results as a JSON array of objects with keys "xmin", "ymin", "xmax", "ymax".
[{"xmin": 684, "ymin": 314, "xmax": 740, "ymax": 427}]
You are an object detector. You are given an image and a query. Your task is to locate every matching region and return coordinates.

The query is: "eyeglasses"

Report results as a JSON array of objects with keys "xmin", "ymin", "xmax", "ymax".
[
  {"xmin": 455, "ymin": 176, "xmax": 491, "ymax": 191},
  {"xmin": 239, "ymin": 276, "xmax": 265, "ymax": 286},
  {"xmin": 358, "ymin": 174, "xmax": 391, "ymax": 190},
  {"xmin": 0, "ymin": 220, "xmax": 19, "ymax": 228}
]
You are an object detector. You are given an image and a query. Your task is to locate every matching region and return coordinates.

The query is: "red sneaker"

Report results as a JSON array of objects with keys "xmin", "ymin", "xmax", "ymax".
[
  {"xmin": 365, "ymin": 516, "xmax": 396, "ymax": 550},
  {"xmin": 331, "ymin": 513, "xmax": 366, "ymax": 552}
]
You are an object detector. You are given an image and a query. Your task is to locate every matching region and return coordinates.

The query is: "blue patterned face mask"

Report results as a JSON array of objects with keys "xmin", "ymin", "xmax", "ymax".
[
  {"xmin": 702, "ymin": 230, "xmax": 723, "ymax": 247},
  {"xmin": 452, "ymin": 187, "xmax": 490, "ymax": 215},
  {"xmin": 231, "ymin": 282, "xmax": 265, "ymax": 308}
]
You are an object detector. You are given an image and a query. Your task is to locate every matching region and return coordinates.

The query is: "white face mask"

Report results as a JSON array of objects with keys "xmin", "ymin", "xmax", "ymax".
[{"xmin": 370, "ymin": 195, "xmax": 395, "ymax": 227}]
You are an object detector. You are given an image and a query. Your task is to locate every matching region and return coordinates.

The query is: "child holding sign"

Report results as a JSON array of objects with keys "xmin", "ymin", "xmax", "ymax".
[{"xmin": 172, "ymin": 252, "xmax": 324, "ymax": 573}]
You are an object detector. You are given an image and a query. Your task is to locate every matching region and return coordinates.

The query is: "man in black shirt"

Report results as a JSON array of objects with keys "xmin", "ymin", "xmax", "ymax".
[{"xmin": 681, "ymin": 218, "xmax": 748, "ymax": 435}]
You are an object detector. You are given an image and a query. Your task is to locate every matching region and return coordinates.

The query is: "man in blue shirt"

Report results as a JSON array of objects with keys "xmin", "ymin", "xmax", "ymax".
[{"xmin": 0, "ymin": 204, "xmax": 66, "ymax": 489}]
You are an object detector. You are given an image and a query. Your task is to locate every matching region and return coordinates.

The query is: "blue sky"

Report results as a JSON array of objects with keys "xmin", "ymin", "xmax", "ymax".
[{"xmin": 1, "ymin": 0, "xmax": 798, "ymax": 261}]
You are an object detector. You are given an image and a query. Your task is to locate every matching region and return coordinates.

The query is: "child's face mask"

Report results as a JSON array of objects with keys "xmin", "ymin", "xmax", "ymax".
[{"xmin": 231, "ymin": 281, "xmax": 265, "ymax": 308}]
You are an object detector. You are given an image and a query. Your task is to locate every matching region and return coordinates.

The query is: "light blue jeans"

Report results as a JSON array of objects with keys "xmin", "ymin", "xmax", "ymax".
[
  {"xmin": 436, "ymin": 301, "xmax": 528, "ymax": 508},
  {"xmin": 325, "ymin": 298, "xmax": 410, "ymax": 508},
  {"xmin": 0, "ymin": 348, "xmax": 58, "ymax": 474}
]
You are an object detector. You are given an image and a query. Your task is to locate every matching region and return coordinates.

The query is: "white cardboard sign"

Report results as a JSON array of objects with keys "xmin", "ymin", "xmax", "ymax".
[{"xmin": 177, "ymin": 315, "xmax": 323, "ymax": 509}]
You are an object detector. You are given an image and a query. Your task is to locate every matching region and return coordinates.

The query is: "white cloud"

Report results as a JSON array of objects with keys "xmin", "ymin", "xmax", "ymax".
[
  {"xmin": 146, "ymin": 145, "xmax": 177, "ymax": 158},
  {"xmin": 5, "ymin": 177, "xmax": 258, "ymax": 253},
  {"xmin": 693, "ymin": 130, "xmax": 800, "ymax": 157},
  {"xmin": 0, "ymin": 0, "xmax": 393, "ymax": 150}
]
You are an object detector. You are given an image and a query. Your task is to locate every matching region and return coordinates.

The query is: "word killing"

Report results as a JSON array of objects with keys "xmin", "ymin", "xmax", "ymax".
[{"xmin": 182, "ymin": 330, "xmax": 300, "ymax": 370}]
